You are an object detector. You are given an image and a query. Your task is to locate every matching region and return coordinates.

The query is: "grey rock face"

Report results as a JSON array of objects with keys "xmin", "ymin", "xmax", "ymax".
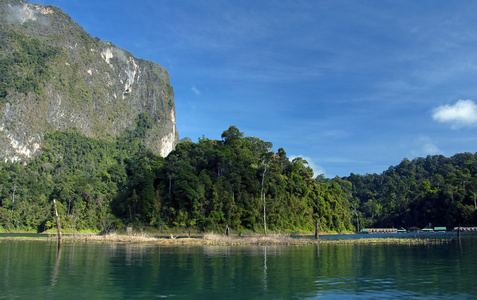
[{"xmin": 0, "ymin": 0, "xmax": 179, "ymax": 161}]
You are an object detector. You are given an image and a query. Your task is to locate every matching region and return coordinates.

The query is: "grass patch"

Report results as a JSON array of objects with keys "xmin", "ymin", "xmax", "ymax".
[
  {"xmin": 202, "ymin": 233, "xmax": 453, "ymax": 246},
  {"xmin": 0, "ymin": 232, "xmax": 455, "ymax": 246}
]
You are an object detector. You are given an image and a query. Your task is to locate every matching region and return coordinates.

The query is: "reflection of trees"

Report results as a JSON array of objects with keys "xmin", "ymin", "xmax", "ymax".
[
  {"xmin": 3, "ymin": 243, "xmax": 11, "ymax": 295},
  {"xmin": 1, "ymin": 241, "xmax": 477, "ymax": 298}
]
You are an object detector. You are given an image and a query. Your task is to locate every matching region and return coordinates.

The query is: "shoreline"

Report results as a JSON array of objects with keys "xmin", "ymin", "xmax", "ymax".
[{"xmin": 0, "ymin": 232, "xmax": 458, "ymax": 246}]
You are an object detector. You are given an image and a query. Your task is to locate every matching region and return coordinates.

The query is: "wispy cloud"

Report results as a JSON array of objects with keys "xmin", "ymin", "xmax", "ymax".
[
  {"xmin": 410, "ymin": 136, "xmax": 442, "ymax": 157},
  {"xmin": 191, "ymin": 86, "xmax": 200, "ymax": 95},
  {"xmin": 432, "ymin": 99, "xmax": 477, "ymax": 129},
  {"xmin": 422, "ymin": 143, "xmax": 440, "ymax": 155},
  {"xmin": 6, "ymin": 2, "xmax": 51, "ymax": 27},
  {"xmin": 289, "ymin": 155, "xmax": 325, "ymax": 177}
]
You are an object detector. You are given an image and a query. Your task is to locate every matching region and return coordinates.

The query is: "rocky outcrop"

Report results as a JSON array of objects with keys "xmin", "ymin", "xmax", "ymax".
[{"xmin": 0, "ymin": 0, "xmax": 179, "ymax": 161}]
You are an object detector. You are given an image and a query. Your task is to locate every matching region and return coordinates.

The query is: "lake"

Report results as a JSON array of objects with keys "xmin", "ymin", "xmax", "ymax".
[{"xmin": 1, "ymin": 234, "xmax": 476, "ymax": 299}]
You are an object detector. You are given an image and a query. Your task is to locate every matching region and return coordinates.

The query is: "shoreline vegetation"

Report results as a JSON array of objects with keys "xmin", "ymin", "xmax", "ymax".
[
  {"xmin": 0, "ymin": 231, "xmax": 459, "ymax": 246},
  {"xmin": 2, "ymin": 126, "xmax": 477, "ymax": 241}
]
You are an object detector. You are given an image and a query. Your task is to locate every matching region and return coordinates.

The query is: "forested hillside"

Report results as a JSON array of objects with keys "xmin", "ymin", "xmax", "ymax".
[
  {"xmin": 2, "ymin": 117, "xmax": 476, "ymax": 233},
  {"xmin": 0, "ymin": 124, "xmax": 353, "ymax": 233},
  {"xmin": 0, "ymin": 114, "xmax": 152, "ymax": 233},
  {"xmin": 339, "ymin": 153, "xmax": 477, "ymax": 229}
]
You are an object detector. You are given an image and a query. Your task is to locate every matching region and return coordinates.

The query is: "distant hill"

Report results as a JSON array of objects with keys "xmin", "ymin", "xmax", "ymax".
[
  {"xmin": 0, "ymin": 0, "xmax": 179, "ymax": 162},
  {"xmin": 337, "ymin": 152, "xmax": 477, "ymax": 229}
]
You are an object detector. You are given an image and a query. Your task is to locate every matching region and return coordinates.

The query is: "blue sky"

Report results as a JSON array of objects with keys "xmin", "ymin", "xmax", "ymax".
[{"xmin": 35, "ymin": 0, "xmax": 477, "ymax": 177}]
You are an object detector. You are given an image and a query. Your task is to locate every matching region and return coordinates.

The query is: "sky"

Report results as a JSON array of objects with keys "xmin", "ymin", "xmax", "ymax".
[{"xmin": 34, "ymin": 0, "xmax": 477, "ymax": 178}]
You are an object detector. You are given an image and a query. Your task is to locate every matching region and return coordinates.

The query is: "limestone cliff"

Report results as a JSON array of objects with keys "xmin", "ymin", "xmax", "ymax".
[{"xmin": 0, "ymin": 0, "xmax": 179, "ymax": 161}]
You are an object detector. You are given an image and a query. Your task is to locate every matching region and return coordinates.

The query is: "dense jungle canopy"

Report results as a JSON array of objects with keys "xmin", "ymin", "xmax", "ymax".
[
  {"xmin": 1, "ymin": 119, "xmax": 476, "ymax": 233},
  {"xmin": 338, "ymin": 153, "xmax": 477, "ymax": 230},
  {"xmin": 0, "ymin": 120, "xmax": 352, "ymax": 233}
]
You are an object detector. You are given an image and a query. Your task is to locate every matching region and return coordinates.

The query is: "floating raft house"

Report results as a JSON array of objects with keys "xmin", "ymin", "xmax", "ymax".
[
  {"xmin": 359, "ymin": 228, "xmax": 397, "ymax": 233},
  {"xmin": 421, "ymin": 226, "xmax": 434, "ymax": 232},
  {"xmin": 453, "ymin": 227, "xmax": 477, "ymax": 232}
]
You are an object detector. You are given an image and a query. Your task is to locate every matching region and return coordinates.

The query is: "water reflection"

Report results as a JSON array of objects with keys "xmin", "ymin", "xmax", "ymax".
[
  {"xmin": 49, "ymin": 244, "xmax": 62, "ymax": 288},
  {"xmin": 263, "ymin": 246, "xmax": 267, "ymax": 291},
  {"xmin": 48, "ymin": 247, "xmax": 61, "ymax": 300},
  {"xmin": 0, "ymin": 238, "xmax": 476, "ymax": 299},
  {"xmin": 3, "ymin": 243, "xmax": 10, "ymax": 290}
]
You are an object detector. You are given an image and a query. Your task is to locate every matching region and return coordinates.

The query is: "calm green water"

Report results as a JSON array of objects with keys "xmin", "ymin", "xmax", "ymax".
[{"xmin": 1, "ymin": 237, "xmax": 476, "ymax": 299}]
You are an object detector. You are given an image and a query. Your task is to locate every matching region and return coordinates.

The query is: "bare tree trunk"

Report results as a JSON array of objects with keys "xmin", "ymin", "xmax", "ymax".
[
  {"xmin": 352, "ymin": 204, "xmax": 359, "ymax": 233},
  {"xmin": 261, "ymin": 164, "xmax": 268, "ymax": 236},
  {"xmin": 72, "ymin": 215, "xmax": 76, "ymax": 239},
  {"xmin": 314, "ymin": 219, "xmax": 320, "ymax": 239},
  {"xmin": 102, "ymin": 211, "xmax": 109, "ymax": 235},
  {"xmin": 128, "ymin": 205, "xmax": 132, "ymax": 223},
  {"xmin": 52, "ymin": 199, "xmax": 62, "ymax": 248},
  {"xmin": 11, "ymin": 183, "xmax": 16, "ymax": 218}
]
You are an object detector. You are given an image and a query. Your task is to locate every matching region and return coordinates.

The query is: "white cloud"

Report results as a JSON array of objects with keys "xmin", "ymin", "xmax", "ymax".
[
  {"xmin": 423, "ymin": 143, "xmax": 440, "ymax": 154},
  {"xmin": 289, "ymin": 155, "xmax": 325, "ymax": 177},
  {"xmin": 191, "ymin": 86, "xmax": 200, "ymax": 95},
  {"xmin": 432, "ymin": 99, "xmax": 477, "ymax": 129},
  {"xmin": 410, "ymin": 136, "xmax": 442, "ymax": 157}
]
